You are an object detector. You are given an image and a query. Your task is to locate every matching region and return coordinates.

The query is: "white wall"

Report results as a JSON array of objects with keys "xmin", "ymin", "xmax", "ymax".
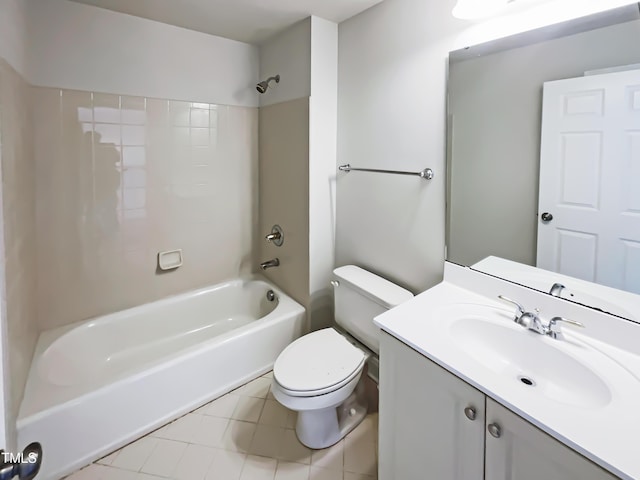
[
  {"xmin": 336, "ymin": 0, "xmax": 633, "ymax": 293},
  {"xmin": 0, "ymin": 0, "xmax": 28, "ymax": 77},
  {"xmin": 27, "ymin": 0, "xmax": 259, "ymax": 107},
  {"xmin": 309, "ymin": 17, "xmax": 338, "ymax": 330},
  {"xmin": 258, "ymin": 18, "xmax": 312, "ymax": 107},
  {"xmin": 336, "ymin": 0, "xmax": 464, "ymax": 293}
]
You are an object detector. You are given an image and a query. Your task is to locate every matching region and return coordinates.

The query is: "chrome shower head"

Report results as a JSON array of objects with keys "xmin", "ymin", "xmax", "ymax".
[{"xmin": 256, "ymin": 74, "xmax": 280, "ymax": 94}]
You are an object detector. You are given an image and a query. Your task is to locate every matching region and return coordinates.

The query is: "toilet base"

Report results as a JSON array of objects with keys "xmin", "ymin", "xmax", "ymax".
[{"xmin": 295, "ymin": 374, "xmax": 368, "ymax": 449}]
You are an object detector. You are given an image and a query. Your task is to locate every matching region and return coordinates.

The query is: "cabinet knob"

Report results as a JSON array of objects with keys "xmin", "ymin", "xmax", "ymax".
[
  {"xmin": 487, "ymin": 423, "xmax": 501, "ymax": 438},
  {"xmin": 464, "ymin": 406, "xmax": 477, "ymax": 421}
]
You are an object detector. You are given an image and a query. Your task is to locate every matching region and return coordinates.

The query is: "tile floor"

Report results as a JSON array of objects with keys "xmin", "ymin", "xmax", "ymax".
[{"xmin": 66, "ymin": 371, "xmax": 378, "ymax": 480}]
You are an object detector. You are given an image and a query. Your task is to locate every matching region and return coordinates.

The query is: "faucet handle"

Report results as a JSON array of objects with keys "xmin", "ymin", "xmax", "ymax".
[
  {"xmin": 265, "ymin": 225, "xmax": 284, "ymax": 246},
  {"xmin": 498, "ymin": 295, "xmax": 526, "ymax": 320},
  {"xmin": 547, "ymin": 316, "xmax": 585, "ymax": 339}
]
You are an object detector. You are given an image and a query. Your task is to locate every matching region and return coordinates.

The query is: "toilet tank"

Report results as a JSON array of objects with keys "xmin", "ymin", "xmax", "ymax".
[{"xmin": 333, "ymin": 266, "xmax": 413, "ymax": 354}]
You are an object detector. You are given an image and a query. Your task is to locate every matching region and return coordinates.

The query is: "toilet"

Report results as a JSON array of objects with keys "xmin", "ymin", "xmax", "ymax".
[{"xmin": 271, "ymin": 265, "xmax": 413, "ymax": 449}]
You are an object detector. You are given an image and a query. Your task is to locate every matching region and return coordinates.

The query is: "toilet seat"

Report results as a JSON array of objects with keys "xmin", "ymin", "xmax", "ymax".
[{"xmin": 273, "ymin": 328, "xmax": 365, "ymax": 397}]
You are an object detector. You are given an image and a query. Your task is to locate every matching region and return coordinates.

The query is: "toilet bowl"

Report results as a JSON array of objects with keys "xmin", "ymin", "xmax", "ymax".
[
  {"xmin": 271, "ymin": 266, "xmax": 413, "ymax": 449},
  {"xmin": 272, "ymin": 328, "xmax": 368, "ymax": 449}
]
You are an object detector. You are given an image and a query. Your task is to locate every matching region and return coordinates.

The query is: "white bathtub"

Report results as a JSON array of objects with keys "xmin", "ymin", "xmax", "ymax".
[{"xmin": 17, "ymin": 277, "xmax": 305, "ymax": 480}]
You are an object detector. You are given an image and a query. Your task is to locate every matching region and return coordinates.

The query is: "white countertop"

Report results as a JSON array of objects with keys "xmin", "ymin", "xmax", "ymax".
[
  {"xmin": 472, "ymin": 256, "xmax": 640, "ymax": 322},
  {"xmin": 374, "ymin": 263, "xmax": 640, "ymax": 480}
]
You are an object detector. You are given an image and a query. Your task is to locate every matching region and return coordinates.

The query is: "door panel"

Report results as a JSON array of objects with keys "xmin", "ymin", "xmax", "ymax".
[
  {"xmin": 537, "ymin": 68, "xmax": 640, "ymax": 293},
  {"xmin": 556, "ymin": 228, "xmax": 597, "ymax": 280},
  {"xmin": 560, "ymin": 132, "xmax": 601, "ymax": 208}
]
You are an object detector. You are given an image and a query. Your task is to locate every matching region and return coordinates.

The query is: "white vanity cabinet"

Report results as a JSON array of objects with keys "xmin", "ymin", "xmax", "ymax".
[
  {"xmin": 484, "ymin": 398, "xmax": 617, "ymax": 480},
  {"xmin": 379, "ymin": 332, "xmax": 618, "ymax": 480},
  {"xmin": 378, "ymin": 331, "xmax": 485, "ymax": 479}
]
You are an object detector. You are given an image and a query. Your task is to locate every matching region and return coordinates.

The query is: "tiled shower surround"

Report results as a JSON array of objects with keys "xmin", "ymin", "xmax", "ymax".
[
  {"xmin": 0, "ymin": 57, "xmax": 38, "ymax": 439},
  {"xmin": 33, "ymin": 88, "xmax": 258, "ymax": 330}
]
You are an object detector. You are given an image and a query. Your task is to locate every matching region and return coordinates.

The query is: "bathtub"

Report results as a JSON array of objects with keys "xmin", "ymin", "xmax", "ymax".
[{"xmin": 17, "ymin": 277, "xmax": 305, "ymax": 480}]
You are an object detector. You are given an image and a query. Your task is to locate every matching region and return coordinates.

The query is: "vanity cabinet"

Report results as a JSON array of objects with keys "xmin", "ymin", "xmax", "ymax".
[
  {"xmin": 485, "ymin": 398, "xmax": 616, "ymax": 480},
  {"xmin": 378, "ymin": 331, "xmax": 485, "ymax": 479},
  {"xmin": 379, "ymin": 332, "xmax": 617, "ymax": 480}
]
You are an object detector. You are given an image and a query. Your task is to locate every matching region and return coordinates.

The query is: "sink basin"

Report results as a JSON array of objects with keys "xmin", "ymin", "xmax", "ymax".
[
  {"xmin": 440, "ymin": 305, "xmax": 612, "ymax": 408},
  {"xmin": 374, "ymin": 269, "xmax": 640, "ymax": 480}
]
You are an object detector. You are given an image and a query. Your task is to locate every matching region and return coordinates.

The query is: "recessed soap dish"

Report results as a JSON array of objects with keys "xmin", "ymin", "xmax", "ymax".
[{"xmin": 158, "ymin": 249, "xmax": 183, "ymax": 270}]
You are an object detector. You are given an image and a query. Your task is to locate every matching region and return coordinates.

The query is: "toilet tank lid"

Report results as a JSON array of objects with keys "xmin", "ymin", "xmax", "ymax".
[{"xmin": 333, "ymin": 265, "xmax": 413, "ymax": 309}]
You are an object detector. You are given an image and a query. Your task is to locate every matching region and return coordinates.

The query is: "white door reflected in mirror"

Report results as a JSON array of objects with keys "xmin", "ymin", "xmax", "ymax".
[{"xmin": 537, "ymin": 68, "xmax": 640, "ymax": 294}]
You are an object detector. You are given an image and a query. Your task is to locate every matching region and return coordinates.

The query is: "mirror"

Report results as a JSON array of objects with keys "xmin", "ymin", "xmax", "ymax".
[{"xmin": 446, "ymin": 4, "xmax": 640, "ymax": 320}]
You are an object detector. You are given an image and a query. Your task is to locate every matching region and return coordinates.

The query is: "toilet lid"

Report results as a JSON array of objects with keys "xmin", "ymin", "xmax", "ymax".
[{"xmin": 274, "ymin": 328, "xmax": 365, "ymax": 393}]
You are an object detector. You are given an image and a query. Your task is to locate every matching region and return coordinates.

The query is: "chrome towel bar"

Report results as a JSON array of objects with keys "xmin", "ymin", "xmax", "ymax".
[{"xmin": 338, "ymin": 164, "xmax": 434, "ymax": 180}]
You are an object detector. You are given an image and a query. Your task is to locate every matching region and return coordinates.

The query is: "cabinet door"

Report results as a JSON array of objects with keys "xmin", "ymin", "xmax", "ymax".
[
  {"xmin": 378, "ymin": 332, "xmax": 485, "ymax": 480},
  {"xmin": 485, "ymin": 398, "xmax": 618, "ymax": 480}
]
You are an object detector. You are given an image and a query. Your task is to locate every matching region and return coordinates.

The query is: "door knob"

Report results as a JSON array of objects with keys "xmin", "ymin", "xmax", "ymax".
[
  {"xmin": 0, "ymin": 442, "xmax": 42, "ymax": 480},
  {"xmin": 541, "ymin": 212, "xmax": 553, "ymax": 222}
]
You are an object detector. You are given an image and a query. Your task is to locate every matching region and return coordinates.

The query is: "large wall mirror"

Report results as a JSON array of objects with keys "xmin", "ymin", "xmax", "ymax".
[{"xmin": 446, "ymin": 4, "xmax": 640, "ymax": 321}]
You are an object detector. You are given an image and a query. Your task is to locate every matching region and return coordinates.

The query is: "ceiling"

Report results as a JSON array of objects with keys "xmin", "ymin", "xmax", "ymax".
[{"xmin": 69, "ymin": 0, "xmax": 385, "ymax": 44}]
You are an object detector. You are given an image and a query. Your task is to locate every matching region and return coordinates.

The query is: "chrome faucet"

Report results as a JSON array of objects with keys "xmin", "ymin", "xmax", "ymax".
[
  {"xmin": 549, "ymin": 282, "xmax": 566, "ymax": 297},
  {"xmin": 497, "ymin": 295, "xmax": 584, "ymax": 338},
  {"xmin": 265, "ymin": 225, "xmax": 284, "ymax": 246},
  {"xmin": 265, "ymin": 232, "xmax": 281, "ymax": 242},
  {"xmin": 547, "ymin": 316, "xmax": 585, "ymax": 339},
  {"xmin": 497, "ymin": 295, "xmax": 539, "ymax": 329},
  {"xmin": 260, "ymin": 258, "xmax": 280, "ymax": 270}
]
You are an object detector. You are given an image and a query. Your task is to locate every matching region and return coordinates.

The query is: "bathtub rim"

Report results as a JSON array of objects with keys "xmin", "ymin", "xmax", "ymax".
[
  {"xmin": 36, "ymin": 274, "xmax": 286, "ymax": 350},
  {"xmin": 18, "ymin": 294, "xmax": 306, "ymax": 480},
  {"xmin": 18, "ymin": 275, "xmax": 305, "ymax": 424}
]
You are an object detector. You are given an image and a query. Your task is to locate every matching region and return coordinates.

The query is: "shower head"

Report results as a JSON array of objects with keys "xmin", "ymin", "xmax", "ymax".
[{"xmin": 256, "ymin": 74, "xmax": 280, "ymax": 94}]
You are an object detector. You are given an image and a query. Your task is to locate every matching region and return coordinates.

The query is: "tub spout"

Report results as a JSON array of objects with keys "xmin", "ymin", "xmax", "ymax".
[{"xmin": 260, "ymin": 258, "xmax": 280, "ymax": 270}]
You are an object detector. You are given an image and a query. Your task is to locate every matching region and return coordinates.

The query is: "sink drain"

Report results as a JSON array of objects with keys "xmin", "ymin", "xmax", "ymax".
[{"xmin": 518, "ymin": 375, "xmax": 536, "ymax": 386}]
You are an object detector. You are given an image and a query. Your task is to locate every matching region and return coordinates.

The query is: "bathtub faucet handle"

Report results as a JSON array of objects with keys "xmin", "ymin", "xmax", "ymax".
[{"xmin": 265, "ymin": 225, "xmax": 284, "ymax": 247}]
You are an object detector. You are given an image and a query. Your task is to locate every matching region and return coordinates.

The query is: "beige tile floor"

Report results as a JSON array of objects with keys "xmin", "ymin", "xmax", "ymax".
[{"xmin": 66, "ymin": 371, "xmax": 378, "ymax": 480}]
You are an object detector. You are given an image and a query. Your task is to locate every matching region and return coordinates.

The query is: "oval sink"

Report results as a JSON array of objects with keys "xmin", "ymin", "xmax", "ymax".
[{"xmin": 442, "ymin": 306, "xmax": 612, "ymax": 409}]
